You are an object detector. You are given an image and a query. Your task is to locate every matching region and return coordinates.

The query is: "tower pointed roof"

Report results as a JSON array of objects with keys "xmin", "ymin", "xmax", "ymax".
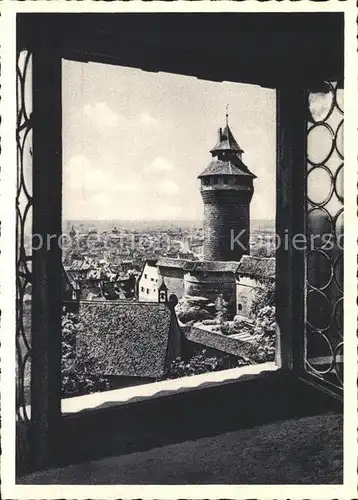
[
  {"xmin": 210, "ymin": 106, "xmax": 244, "ymax": 155},
  {"xmin": 198, "ymin": 115, "xmax": 256, "ymax": 179},
  {"xmin": 210, "ymin": 124, "xmax": 244, "ymax": 155},
  {"xmin": 158, "ymin": 277, "xmax": 168, "ymax": 292}
]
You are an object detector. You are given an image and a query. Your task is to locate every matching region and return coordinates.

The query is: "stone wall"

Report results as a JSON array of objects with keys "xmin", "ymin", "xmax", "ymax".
[
  {"xmin": 158, "ymin": 267, "xmax": 185, "ymax": 299},
  {"xmin": 184, "ymin": 271, "xmax": 236, "ymax": 308},
  {"xmin": 201, "ymin": 190, "xmax": 250, "ymax": 261}
]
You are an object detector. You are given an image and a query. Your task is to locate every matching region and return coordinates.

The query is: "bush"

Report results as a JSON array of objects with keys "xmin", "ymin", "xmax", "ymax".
[
  {"xmin": 216, "ymin": 279, "xmax": 276, "ymax": 363},
  {"xmin": 162, "ymin": 348, "xmax": 251, "ymax": 380},
  {"xmin": 163, "ymin": 350, "xmax": 226, "ymax": 379},
  {"xmin": 221, "ymin": 321, "xmax": 237, "ymax": 336},
  {"xmin": 251, "ymin": 279, "xmax": 275, "ymax": 316}
]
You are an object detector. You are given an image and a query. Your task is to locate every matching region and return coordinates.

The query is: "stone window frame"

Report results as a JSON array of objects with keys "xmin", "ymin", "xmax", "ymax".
[{"xmin": 15, "ymin": 12, "xmax": 344, "ymax": 473}]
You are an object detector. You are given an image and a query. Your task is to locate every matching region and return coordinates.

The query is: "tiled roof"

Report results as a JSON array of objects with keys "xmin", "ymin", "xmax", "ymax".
[
  {"xmin": 192, "ymin": 261, "xmax": 240, "ymax": 273},
  {"xmin": 237, "ymin": 256, "xmax": 275, "ymax": 280},
  {"xmin": 87, "ymin": 269, "xmax": 102, "ymax": 280},
  {"xmin": 157, "ymin": 258, "xmax": 239, "ymax": 273},
  {"xmin": 198, "ymin": 159, "xmax": 255, "ymax": 178},
  {"xmin": 76, "ymin": 301, "xmax": 173, "ymax": 378},
  {"xmin": 65, "ymin": 260, "xmax": 93, "ymax": 271},
  {"xmin": 157, "ymin": 257, "xmax": 196, "ymax": 271},
  {"xmin": 145, "ymin": 259, "xmax": 158, "ymax": 267},
  {"xmin": 210, "ymin": 125, "xmax": 243, "ymax": 154}
]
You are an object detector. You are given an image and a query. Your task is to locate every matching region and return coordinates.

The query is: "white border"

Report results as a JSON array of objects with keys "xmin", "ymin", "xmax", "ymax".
[{"xmin": 1, "ymin": 1, "xmax": 357, "ymax": 499}]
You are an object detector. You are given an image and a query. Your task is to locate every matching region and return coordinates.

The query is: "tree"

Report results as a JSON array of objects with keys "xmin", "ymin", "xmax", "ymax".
[{"xmin": 162, "ymin": 349, "xmax": 248, "ymax": 379}]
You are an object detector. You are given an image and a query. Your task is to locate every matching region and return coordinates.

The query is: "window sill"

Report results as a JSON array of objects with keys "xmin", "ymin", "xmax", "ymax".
[{"xmin": 62, "ymin": 362, "xmax": 278, "ymax": 416}]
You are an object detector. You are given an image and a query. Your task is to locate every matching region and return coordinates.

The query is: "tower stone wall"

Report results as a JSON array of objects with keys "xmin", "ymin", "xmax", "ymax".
[
  {"xmin": 202, "ymin": 189, "xmax": 251, "ymax": 261},
  {"xmin": 198, "ymin": 121, "xmax": 256, "ymax": 262}
]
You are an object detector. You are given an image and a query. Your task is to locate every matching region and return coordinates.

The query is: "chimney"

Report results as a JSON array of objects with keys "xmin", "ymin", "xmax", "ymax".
[{"xmin": 218, "ymin": 128, "xmax": 222, "ymax": 141}]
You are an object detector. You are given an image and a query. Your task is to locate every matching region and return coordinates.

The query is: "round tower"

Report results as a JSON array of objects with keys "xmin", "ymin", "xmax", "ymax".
[{"xmin": 198, "ymin": 114, "xmax": 256, "ymax": 262}]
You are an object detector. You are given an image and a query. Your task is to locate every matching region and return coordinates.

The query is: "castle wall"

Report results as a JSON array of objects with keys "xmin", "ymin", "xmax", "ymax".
[
  {"xmin": 184, "ymin": 271, "xmax": 236, "ymax": 309},
  {"xmin": 158, "ymin": 267, "xmax": 185, "ymax": 299},
  {"xmin": 201, "ymin": 190, "xmax": 250, "ymax": 262}
]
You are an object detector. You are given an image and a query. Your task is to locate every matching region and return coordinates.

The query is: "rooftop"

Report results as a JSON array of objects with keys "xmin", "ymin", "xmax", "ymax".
[
  {"xmin": 192, "ymin": 260, "xmax": 240, "ymax": 273},
  {"xmin": 199, "ymin": 122, "xmax": 256, "ymax": 179},
  {"xmin": 75, "ymin": 301, "xmax": 175, "ymax": 378},
  {"xmin": 198, "ymin": 158, "xmax": 255, "ymax": 178},
  {"xmin": 210, "ymin": 124, "xmax": 243, "ymax": 155},
  {"xmin": 157, "ymin": 258, "xmax": 240, "ymax": 274},
  {"xmin": 157, "ymin": 257, "xmax": 197, "ymax": 271}
]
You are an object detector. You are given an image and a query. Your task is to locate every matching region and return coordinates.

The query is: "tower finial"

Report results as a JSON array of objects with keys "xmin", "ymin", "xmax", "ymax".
[{"xmin": 226, "ymin": 104, "xmax": 229, "ymax": 126}]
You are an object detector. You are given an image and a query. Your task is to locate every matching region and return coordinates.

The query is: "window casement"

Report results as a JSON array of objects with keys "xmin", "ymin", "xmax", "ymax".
[{"xmin": 15, "ymin": 12, "xmax": 344, "ymax": 475}]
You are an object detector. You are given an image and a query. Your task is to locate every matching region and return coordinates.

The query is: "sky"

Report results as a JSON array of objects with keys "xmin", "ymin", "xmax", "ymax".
[{"xmin": 62, "ymin": 60, "xmax": 276, "ymax": 222}]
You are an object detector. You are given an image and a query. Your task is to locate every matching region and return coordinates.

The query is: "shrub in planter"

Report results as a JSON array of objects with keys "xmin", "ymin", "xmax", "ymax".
[{"xmin": 201, "ymin": 318, "xmax": 219, "ymax": 326}]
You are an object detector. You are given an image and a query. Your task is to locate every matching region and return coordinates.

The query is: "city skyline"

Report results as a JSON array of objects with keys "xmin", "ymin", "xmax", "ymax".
[{"xmin": 62, "ymin": 60, "xmax": 276, "ymax": 222}]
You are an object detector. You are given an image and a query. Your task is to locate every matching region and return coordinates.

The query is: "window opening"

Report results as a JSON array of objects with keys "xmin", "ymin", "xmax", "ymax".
[{"xmin": 59, "ymin": 61, "xmax": 277, "ymax": 399}]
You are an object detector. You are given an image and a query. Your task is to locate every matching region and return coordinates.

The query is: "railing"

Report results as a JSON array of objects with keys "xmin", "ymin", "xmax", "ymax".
[
  {"xmin": 16, "ymin": 50, "xmax": 33, "ymax": 477},
  {"xmin": 305, "ymin": 82, "xmax": 344, "ymax": 390}
]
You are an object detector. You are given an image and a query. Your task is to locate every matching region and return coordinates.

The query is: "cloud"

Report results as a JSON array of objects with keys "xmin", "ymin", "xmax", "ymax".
[
  {"xmin": 83, "ymin": 102, "xmax": 120, "ymax": 128},
  {"xmin": 155, "ymin": 180, "xmax": 180, "ymax": 197},
  {"xmin": 64, "ymin": 155, "xmax": 142, "ymax": 197},
  {"xmin": 82, "ymin": 102, "xmax": 158, "ymax": 132},
  {"xmin": 146, "ymin": 156, "xmax": 174, "ymax": 174},
  {"xmin": 138, "ymin": 113, "xmax": 157, "ymax": 126}
]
